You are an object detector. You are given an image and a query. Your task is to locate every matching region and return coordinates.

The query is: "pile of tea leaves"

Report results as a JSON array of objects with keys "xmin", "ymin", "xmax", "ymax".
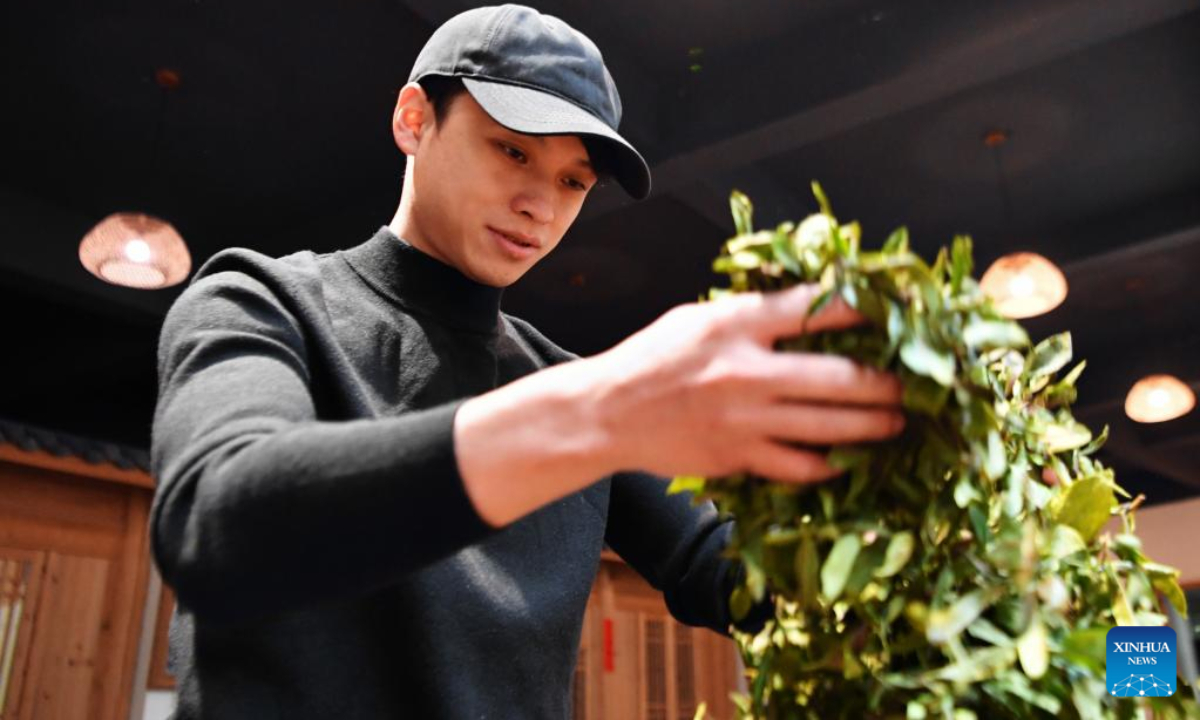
[{"xmin": 671, "ymin": 185, "xmax": 1196, "ymax": 719}]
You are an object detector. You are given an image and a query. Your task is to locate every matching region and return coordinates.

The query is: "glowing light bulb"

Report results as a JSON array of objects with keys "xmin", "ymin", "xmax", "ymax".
[
  {"xmin": 1007, "ymin": 273, "xmax": 1035, "ymax": 297},
  {"xmin": 124, "ymin": 238, "xmax": 152, "ymax": 263}
]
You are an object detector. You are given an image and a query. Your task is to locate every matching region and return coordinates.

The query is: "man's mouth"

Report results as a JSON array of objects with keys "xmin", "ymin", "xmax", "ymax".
[{"xmin": 490, "ymin": 227, "xmax": 538, "ymax": 249}]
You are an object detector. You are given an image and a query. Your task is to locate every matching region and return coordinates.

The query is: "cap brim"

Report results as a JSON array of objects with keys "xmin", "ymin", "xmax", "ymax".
[{"xmin": 462, "ymin": 77, "xmax": 651, "ymax": 200}]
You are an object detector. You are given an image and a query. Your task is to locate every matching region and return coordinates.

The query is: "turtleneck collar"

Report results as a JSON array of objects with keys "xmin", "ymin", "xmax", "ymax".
[{"xmin": 339, "ymin": 226, "xmax": 505, "ymax": 335}]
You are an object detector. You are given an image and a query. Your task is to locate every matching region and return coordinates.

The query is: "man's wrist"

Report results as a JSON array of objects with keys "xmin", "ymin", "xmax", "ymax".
[
  {"xmin": 452, "ymin": 356, "xmax": 625, "ymax": 527},
  {"xmin": 573, "ymin": 350, "xmax": 643, "ymax": 475}
]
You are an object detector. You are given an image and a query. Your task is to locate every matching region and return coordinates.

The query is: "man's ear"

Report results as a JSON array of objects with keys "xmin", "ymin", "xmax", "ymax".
[{"xmin": 392, "ymin": 82, "xmax": 432, "ymax": 157}]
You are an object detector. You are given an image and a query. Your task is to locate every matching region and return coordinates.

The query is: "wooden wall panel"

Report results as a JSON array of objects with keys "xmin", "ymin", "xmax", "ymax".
[
  {"xmin": 19, "ymin": 554, "xmax": 110, "ymax": 720},
  {"xmin": 0, "ymin": 458, "xmax": 152, "ymax": 720},
  {"xmin": 0, "ymin": 465, "xmax": 129, "ymax": 539}
]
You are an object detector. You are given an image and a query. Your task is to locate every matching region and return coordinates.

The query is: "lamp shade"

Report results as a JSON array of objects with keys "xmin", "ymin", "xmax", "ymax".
[
  {"xmin": 79, "ymin": 212, "xmax": 191, "ymax": 289},
  {"xmin": 1125, "ymin": 374, "xmax": 1195, "ymax": 423},
  {"xmin": 979, "ymin": 252, "xmax": 1067, "ymax": 319}
]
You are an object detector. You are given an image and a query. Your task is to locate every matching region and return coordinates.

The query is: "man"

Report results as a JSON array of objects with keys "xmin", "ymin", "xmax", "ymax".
[{"xmin": 150, "ymin": 4, "xmax": 905, "ymax": 718}]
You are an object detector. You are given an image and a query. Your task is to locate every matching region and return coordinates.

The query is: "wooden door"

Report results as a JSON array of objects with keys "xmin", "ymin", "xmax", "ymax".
[{"xmin": 0, "ymin": 453, "xmax": 152, "ymax": 720}]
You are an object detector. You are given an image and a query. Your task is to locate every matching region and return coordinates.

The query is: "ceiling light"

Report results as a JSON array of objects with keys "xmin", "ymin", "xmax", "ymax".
[
  {"xmin": 980, "ymin": 252, "xmax": 1067, "ymax": 318},
  {"xmin": 1125, "ymin": 374, "xmax": 1195, "ymax": 423},
  {"xmin": 78, "ymin": 68, "xmax": 191, "ymax": 290},
  {"xmin": 79, "ymin": 212, "xmax": 191, "ymax": 289}
]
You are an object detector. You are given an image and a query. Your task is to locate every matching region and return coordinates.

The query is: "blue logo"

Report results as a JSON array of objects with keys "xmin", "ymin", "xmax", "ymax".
[{"xmin": 1106, "ymin": 626, "xmax": 1176, "ymax": 697}]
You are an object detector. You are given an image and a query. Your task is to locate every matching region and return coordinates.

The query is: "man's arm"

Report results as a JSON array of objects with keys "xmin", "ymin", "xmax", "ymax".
[
  {"xmin": 602, "ymin": 469, "xmax": 774, "ymax": 636},
  {"xmin": 150, "ymin": 267, "xmax": 498, "ymax": 623}
]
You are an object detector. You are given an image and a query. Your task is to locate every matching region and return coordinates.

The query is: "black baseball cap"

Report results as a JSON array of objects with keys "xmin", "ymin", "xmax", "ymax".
[{"xmin": 408, "ymin": 4, "xmax": 652, "ymax": 200}]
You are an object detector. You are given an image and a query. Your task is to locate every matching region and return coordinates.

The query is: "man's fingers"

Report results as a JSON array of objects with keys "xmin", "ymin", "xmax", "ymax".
[
  {"xmin": 741, "ymin": 283, "xmax": 869, "ymax": 342},
  {"xmin": 744, "ymin": 441, "xmax": 843, "ymax": 485},
  {"xmin": 736, "ymin": 402, "xmax": 905, "ymax": 446},
  {"xmin": 754, "ymin": 352, "xmax": 904, "ymax": 407}
]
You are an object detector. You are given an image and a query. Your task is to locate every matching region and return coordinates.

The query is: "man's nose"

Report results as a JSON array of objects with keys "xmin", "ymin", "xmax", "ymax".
[{"xmin": 512, "ymin": 188, "xmax": 555, "ymax": 225}]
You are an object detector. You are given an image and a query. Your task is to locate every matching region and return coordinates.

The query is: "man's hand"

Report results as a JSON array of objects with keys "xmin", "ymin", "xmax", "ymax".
[
  {"xmin": 455, "ymin": 283, "xmax": 905, "ymax": 527},
  {"xmin": 587, "ymin": 283, "xmax": 905, "ymax": 484}
]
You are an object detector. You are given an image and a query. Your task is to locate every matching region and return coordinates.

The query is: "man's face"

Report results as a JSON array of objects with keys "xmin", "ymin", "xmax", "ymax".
[{"xmin": 400, "ymin": 87, "xmax": 598, "ymax": 287}]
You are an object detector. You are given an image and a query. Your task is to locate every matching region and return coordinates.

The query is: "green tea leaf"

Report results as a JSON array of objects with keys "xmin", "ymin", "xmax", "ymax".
[
  {"xmin": 954, "ymin": 474, "xmax": 981, "ymax": 508},
  {"xmin": 1048, "ymin": 525, "xmax": 1087, "ymax": 558},
  {"xmin": 883, "ymin": 226, "xmax": 910, "ymax": 253},
  {"xmin": 1016, "ymin": 614, "xmax": 1048, "ymax": 679},
  {"xmin": 1145, "ymin": 564, "xmax": 1188, "ymax": 616},
  {"xmin": 1025, "ymin": 478, "xmax": 1052, "ymax": 511},
  {"xmin": 995, "ymin": 671, "xmax": 1061, "ymax": 715},
  {"xmin": 1071, "ymin": 676, "xmax": 1106, "ymax": 720},
  {"xmin": 950, "ymin": 235, "xmax": 974, "ymax": 294},
  {"xmin": 928, "ymin": 646, "xmax": 1013, "ymax": 682},
  {"xmin": 820, "ymin": 534, "xmax": 861, "ymax": 602},
  {"xmin": 962, "ymin": 318, "xmax": 1030, "ymax": 351},
  {"xmin": 928, "ymin": 591, "xmax": 989, "ymax": 644},
  {"xmin": 730, "ymin": 190, "xmax": 753, "ymax": 236},
  {"xmin": 729, "ymin": 250, "xmax": 765, "ymax": 270},
  {"xmin": 794, "ymin": 213, "xmax": 835, "ymax": 253},
  {"xmin": 984, "ymin": 430, "xmax": 1007, "ymax": 481},
  {"xmin": 811, "ymin": 180, "xmax": 834, "ymax": 217},
  {"xmin": 770, "ymin": 228, "xmax": 802, "ymax": 277},
  {"xmin": 900, "ymin": 334, "xmax": 956, "ymax": 386},
  {"xmin": 1061, "ymin": 627, "xmax": 1108, "ymax": 672},
  {"xmin": 1041, "ymin": 420, "xmax": 1092, "ymax": 453},
  {"xmin": 967, "ymin": 617, "xmax": 1013, "ymax": 648},
  {"xmin": 1026, "ymin": 332, "xmax": 1073, "ymax": 381},
  {"xmin": 1048, "ymin": 475, "xmax": 1116, "ymax": 541},
  {"xmin": 1059, "ymin": 360, "xmax": 1087, "ymax": 388},
  {"xmin": 1113, "ymin": 581, "xmax": 1136, "ymax": 626},
  {"xmin": 1079, "ymin": 424, "xmax": 1109, "ymax": 456},
  {"xmin": 875, "ymin": 531, "xmax": 915, "ymax": 578},
  {"xmin": 1042, "ymin": 360, "xmax": 1087, "ymax": 407},
  {"xmin": 746, "ymin": 558, "xmax": 767, "ymax": 601}
]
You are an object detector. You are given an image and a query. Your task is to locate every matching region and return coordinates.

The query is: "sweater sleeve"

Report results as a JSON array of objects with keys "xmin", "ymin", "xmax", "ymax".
[
  {"xmin": 603, "ymin": 470, "xmax": 774, "ymax": 637},
  {"xmin": 149, "ymin": 265, "xmax": 498, "ymax": 625}
]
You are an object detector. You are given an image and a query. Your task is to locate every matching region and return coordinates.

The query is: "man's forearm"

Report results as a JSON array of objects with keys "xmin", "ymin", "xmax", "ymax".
[
  {"xmin": 454, "ymin": 355, "xmax": 621, "ymax": 527},
  {"xmin": 455, "ymin": 285, "xmax": 908, "ymax": 528}
]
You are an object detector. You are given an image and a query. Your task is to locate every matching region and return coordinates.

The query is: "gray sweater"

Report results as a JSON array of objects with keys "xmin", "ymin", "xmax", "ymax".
[{"xmin": 149, "ymin": 226, "xmax": 769, "ymax": 719}]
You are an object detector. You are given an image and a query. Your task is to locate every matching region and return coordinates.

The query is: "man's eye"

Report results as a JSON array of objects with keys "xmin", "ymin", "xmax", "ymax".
[
  {"xmin": 499, "ymin": 143, "xmax": 526, "ymax": 162},
  {"xmin": 565, "ymin": 178, "xmax": 589, "ymax": 192}
]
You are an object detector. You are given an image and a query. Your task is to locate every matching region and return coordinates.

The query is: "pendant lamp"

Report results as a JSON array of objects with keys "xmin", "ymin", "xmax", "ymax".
[
  {"xmin": 79, "ymin": 69, "xmax": 191, "ymax": 289},
  {"xmin": 977, "ymin": 129, "xmax": 1067, "ymax": 318}
]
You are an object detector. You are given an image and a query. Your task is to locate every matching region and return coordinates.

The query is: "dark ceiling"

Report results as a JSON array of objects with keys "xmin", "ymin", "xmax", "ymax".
[{"xmin": 1, "ymin": 0, "xmax": 1198, "ymax": 505}]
